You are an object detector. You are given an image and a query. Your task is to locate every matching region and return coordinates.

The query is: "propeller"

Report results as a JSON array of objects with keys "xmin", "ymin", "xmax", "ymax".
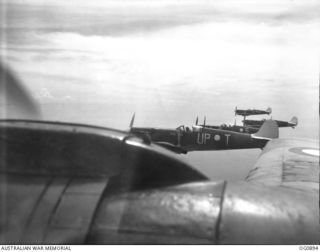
[
  {"xmin": 266, "ymin": 107, "xmax": 272, "ymax": 115},
  {"xmin": 234, "ymin": 106, "xmax": 238, "ymax": 126},
  {"xmin": 0, "ymin": 62, "xmax": 40, "ymax": 119},
  {"xmin": 199, "ymin": 116, "xmax": 206, "ymax": 132},
  {"xmin": 128, "ymin": 113, "xmax": 151, "ymax": 144},
  {"xmin": 195, "ymin": 116, "xmax": 198, "ymax": 126},
  {"xmin": 129, "ymin": 112, "xmax": 135, "ymax": 130}
]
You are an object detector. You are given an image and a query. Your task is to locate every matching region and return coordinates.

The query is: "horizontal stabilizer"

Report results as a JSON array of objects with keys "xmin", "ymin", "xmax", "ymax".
[{"xmin": 252, "ymin": 120, "xmax": 278, "ymax": 140}]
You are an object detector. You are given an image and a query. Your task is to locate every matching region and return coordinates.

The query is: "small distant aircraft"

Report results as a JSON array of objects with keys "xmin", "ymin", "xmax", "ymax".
[
  {"xmin": 235, "ymin": 107, "xmax": 272, "ymax": 117},
  {"xmin": 243, "ymin": 116, "xmax": 298, "ymax": 129},
  {"xmin": 200, "ymin": 116, "xmax": 298, "ymax": 134},
  {"xmin": 129, "ymin": 114, "xmax": 278, "ymax": 154}
]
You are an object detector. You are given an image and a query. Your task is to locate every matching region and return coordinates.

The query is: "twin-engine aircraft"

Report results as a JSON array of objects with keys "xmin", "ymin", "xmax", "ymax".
[
  {"xmin": 130, "ymin": 114, "xmax": 278, "ymax": 154},
  {"xmin": 0, "ymin": 62, "xmax": 318, "ymax": 244}
]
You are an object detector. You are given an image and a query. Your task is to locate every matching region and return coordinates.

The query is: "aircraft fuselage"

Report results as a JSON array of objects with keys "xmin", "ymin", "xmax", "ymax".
[
  {"xmin": 243, "ymin": 119, "xmax": 296, "ymax": 128},
  {"xmin": 131, "ymin": 127, "xmax": 267, "ymax": 153},
  {"xmin": 235, "ymin": 109, "xmax": 270, "ymax": 117}
]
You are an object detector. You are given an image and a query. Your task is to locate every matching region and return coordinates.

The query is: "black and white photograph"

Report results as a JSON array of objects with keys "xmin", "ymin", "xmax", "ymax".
[{"xmin": 0, "ymin": 0, "xmax": 319, "ymax": 246}]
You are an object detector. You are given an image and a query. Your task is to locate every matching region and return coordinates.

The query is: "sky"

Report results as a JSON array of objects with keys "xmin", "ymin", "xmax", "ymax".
[{"xmin": 0, "ymin": 0, "xmax": 319, "ymax": 180}]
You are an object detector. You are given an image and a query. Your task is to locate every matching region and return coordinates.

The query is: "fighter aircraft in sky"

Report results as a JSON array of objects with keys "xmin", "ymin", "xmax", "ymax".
[
  {"xmin": 197, "ymin": 115, "xmax": 298, "ymax": 134},
  {"xmin": 235, "ymin": 106, "xmax": 272, "ymax": 117},
  {"xmin": 243, "ymin": 116, "xmax": 298, "ymax": 129},
  {"xmin": 129, "ymin": 114, "xmax": 278, "ymax": 154},
  {"xmin": 0, "ymin": 62, "xmax": 319, "ymax": 244}
]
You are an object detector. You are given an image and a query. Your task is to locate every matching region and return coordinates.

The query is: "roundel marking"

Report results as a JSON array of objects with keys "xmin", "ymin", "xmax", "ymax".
[
  {"xmin": 214, "ymin": 135, "xmax": 221, "ymax": 141},
  {"xmin": 289, "ymin": 147, "xmax": 319, "ymax": 157}
]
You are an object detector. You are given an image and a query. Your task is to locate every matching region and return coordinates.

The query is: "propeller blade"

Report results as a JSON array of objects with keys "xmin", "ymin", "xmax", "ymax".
[
  {"xmin": 129, "ymin": 113, "xmax": 135, "ymax": 129},
  {"xmin": 0, "ymin": 62, "xmax": 40, "ymax": 119},
  {"xmin": 195, "ymin": 116, "xmax": 198, "ymax": 125}
]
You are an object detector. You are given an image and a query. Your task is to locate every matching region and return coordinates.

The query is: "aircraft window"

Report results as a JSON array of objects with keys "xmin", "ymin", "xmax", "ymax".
[{"xmin": 176, "ymin": 125, "xmax": 185, "ymax": 131}]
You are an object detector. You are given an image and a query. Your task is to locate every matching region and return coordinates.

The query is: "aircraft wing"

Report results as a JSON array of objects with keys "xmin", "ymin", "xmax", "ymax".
[
  {"xmin": 155, "ymin": 142, "xmax": 187, "ymax": 154},
  {"xmin": 0, "ymin": 120, "xmax": 319, "ymax": 244},
  {"xmin": 246, "ymin": 138, "xmax": 319, "ymax": 192}
]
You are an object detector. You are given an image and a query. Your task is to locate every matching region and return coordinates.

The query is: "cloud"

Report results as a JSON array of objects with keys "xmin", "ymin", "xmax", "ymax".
[
  {"xmin": 2, "ymin": 19, "xmax": 318, "ymax": 105},
  {"xmin": 2, "ymin": 0, "xmax": 319, "ymax": 40}
]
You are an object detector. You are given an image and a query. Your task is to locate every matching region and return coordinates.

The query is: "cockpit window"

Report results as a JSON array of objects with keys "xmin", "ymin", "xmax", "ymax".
[{"xmin": 176, "ymin": 125, "xmax": 185, "ymax": 131}]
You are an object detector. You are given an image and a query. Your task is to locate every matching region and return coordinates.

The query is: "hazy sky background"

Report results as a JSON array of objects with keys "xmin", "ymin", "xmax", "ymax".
[{"xmin": 1, "ymin": 0, "xmax": 319, "ymax": 180}]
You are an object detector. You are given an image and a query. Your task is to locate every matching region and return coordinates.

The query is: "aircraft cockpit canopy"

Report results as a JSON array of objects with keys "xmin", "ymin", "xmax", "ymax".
[{"xmin": 176, "ymin": 125, "xmax": 191, "ymax": 132}]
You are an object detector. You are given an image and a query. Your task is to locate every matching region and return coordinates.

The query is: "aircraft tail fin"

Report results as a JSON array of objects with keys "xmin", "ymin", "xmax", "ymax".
[
  {"xmin": 290, "ymin": 116, "xmax": 298, "ymax": 127},
  {"xmin": 266, "ymin": 107, "xmax": 272, "ymax": 115},
  {"xmin": 252, "ymin": 120, "xmax": 278, "ymax": 140},
  {"xmin": 129, "ymin": 113, "xmax": 135, "ymax": 129}
]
